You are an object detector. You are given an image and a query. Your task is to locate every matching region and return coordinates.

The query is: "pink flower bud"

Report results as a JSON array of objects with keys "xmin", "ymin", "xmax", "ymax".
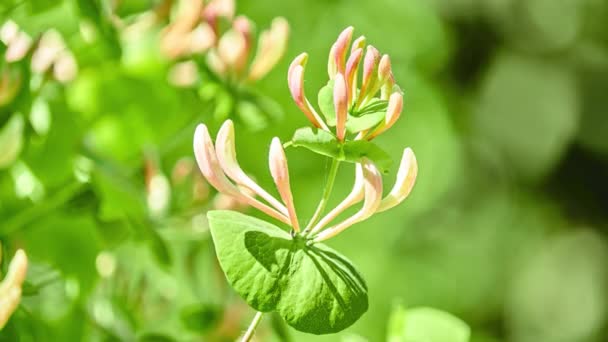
[
  {"xmin": 345, "ymin": 48, "xmax": 363, "ymax": 106},
  {"xmin": 269, "ymin": 138, "xmax": 300, "ymax": 232},
  {"xmin": 377, "ymin": 148, "xmax": 417, "ymax": 212},
  {"xmin": 288, "ymin": 56, "xmax": 329, "ymax": 130},
  {"xmin": 351, "ymin": 36, "xmax": 366, "ymax": 52},
  {"xmin": 313, "ymin": 160, "xmax": 383, "ymax": 242},
  {"xmin": 378, "ymin": 54, "xmax": 391, "ymax": 82},
  {"xmin": 327, "ymin": 44, "xmax": 338, "ymax": 79},
  {"xmin": 367, "ymin": 92, "xmax": 403, "ymax": 139},
  {"xmin": 217, "ymin": 28, "xmax": 248, "ymax": 72},
  {"xmin": 215, "ymin": 120, "xmax": 288, "ymax": 216},
  {"xmin": 334, "ymin": 73, "xmax": 348, "ymax": 141},
  {"xmin": 356, "ymin": 45, "xmax": 379, "ymax": 107},
  {"xmin": 332, "ymin": 26, "xmax": 353, "ymax": 76},
  {"xmin": 248, "ymin": 17, "xmax": 289, "ymax": 81}
]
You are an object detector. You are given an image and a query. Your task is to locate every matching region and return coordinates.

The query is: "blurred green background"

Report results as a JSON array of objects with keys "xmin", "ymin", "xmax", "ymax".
[{"xmin": 1, "ymin": 0, "xmax": 608, "ymax": 341}]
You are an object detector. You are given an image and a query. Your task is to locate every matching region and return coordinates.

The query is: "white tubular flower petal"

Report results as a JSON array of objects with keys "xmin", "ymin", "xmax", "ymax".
[
  {"xmin": 269, "ymin": 138, "xmax": 300, "ymax": 232},
  {"xmin": 0, "ymin": 249, "xmax": 27, "ymax": 330},
  {"xmin": 377, "ymin": 148, "xmax": 417, "ymax": 212},
  {"xmin": 215, "ymin": 120, "xmax": 289, "ymax": 216},
  {"xmin": 313, "ymin": 160, "xmax": 383, "ymax": 242},
  {"xmin": 309, "ymin": 164, "xmax": 365, "ymax": 235},
  {"xmin": 334, "ymin": 73, "xmax": 348, "ymax": 141},
  {"xmin": 194, "ymin": 124, "xmax": 290, "ymax": 224}
]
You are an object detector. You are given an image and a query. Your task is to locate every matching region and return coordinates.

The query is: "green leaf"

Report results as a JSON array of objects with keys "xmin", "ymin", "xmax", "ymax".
[
  {"xmin": 343, "ymin": 140, "xmax": 392, "ymax": 172},
  {"xmin": 291, "ymin": 127, "xmax": 341, "ymax": 158},
  {"xmin": 346, "ymin": 112, "xmax": 386, "ymax": 134},
  {"xmin": 318, "ymin": 80, "xmax": 336, "ymax": 126},
  {"xmin": 290, "ymin": 127, "xmax": 392, "ymax": 172},
  {"xmin": 208, "ymin": 210, "xmax": 368, "ymax": 335},
  {"xmin": 388, "ymin": 306, "xmax": 470, "ymax": 342},
  {"xmin": 0, "ymin": 114, "xmax": 25, "ymax": 169}
]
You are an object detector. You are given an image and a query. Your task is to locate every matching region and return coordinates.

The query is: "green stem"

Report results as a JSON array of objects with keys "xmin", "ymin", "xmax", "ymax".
[
  {"xmin": 304, "ymin": 158, "xmax": 340, "ymax": 233},
  {"xmin": 241, "ymin": 311, "xmax": 264, "ymax": 342}
]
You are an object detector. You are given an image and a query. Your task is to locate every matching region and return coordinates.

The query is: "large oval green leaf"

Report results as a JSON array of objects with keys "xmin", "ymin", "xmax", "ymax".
[{"xmin": 207, "ymin": 210, "xmax": 368, "ymax": 334}]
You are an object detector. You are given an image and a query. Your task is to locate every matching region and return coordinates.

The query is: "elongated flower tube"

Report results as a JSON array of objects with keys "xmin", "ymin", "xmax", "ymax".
[
  {"xmin": 194, "ymin": 124, "xmax": 290, "ymax": 224},
  {"xmin": 308, "ymin": 164, "xmax": 365, "ymax": 235},
  {"xmin": 215, "ymin": 120, "xmax": 289, "ymax": 216},
  {"xmin": 0, "ymin": 249, "xmax": 27, "ymax": 330},
  {"xmin": 366, "ymin": 92, "xmax": 403, "ymax": 140},
  {"xmin": 377, "ymin": 148, "xmax": 417, "ymax": 212},
  {"xmin": 313, "ymin": 160, "xmax": 383, "ymax": 242},
  {"xmin": 334, "ymin": 73, "xmax": 348, "ymax": 141},
  {"xmin": 288, "ymin": 55, "xmax": 329, "ymax": 130},
  {"xmin": 269, "ymin": 138, "xmax": 300, "ymax": 232},
  {"xmin": 248, "ymin": 17, "xmax": 289, "ymax": 81}
]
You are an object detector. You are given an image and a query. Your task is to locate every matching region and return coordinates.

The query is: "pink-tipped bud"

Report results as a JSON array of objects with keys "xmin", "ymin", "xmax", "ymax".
[
  {"xmin": 378, "ymin": 55, "xmax": 391, "ymax": 82},
  {"xmin": 194, "ymin": 124, "xmax": 239, "ymax": 196},
  {"xmin": 288, "ymin": 56, "xmax": 327, "ymax": 129},
  {"xmin": 248, "ymin": 17, "xmax": 289, "ymax": 81},
  {"xmin": 334, "ymin": 73, "xmax": 348, "ymax": 141},
  {"xmin": 269, "ymin": 138, "xmax": 300, "ymax": 232},
  {"xmin": 313, "ymin": 160, "xmax": 383, "ymax": 242},
  {"xmin": 205, "ymin": 0, "xmax": 235, "ymax": 20},
  {"xmin": 351, "ymin": 36, "xmax": 366, "ymax": 52},
  {"xmin": 357, "ymin": 46, "xmax": 380, "ymax": 106},
  {"xmin": 377, "ymin": 148, "xmax": 417, "ymax": 212},
  {"xmin": 217, "ymin": 28, "xmax": 248, "ymax": 72},
  {"xmin": 328, "ymin": 26, "xmax": 354, "ymax": 79},
  {"xmin": 189, "ymin": 23, "xmax": 216, "ymax": 54},
  {"xmin": 345, "ymin": 48, "xmax": 363, "ymax": 106},
  {"xmin": 215, "ymin": 120, "xmax": 288, "ymax": 216},
  {"xmin": 367, "ymin": 92, "xmax": 403, "ymax": 140},
  {"xmin": 231, "ymin": 16, "xmax": 252, "ymax": 72},
  {"xmin": 327, "ymin": 44, "xmax": 338, "ymax": 79}
]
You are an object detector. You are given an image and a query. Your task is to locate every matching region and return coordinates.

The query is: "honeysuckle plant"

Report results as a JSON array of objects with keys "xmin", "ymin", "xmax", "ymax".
[
  {"xmin": 0, "ymin": 246, "xmax": 28, "ymax": 330},
  {"xmin": 193, "ymin": 26, "xmax": 418, "ymax": 340},
  {"xmin": 155, "ymin": 0, "xmax": 289, "ymax": 129}
]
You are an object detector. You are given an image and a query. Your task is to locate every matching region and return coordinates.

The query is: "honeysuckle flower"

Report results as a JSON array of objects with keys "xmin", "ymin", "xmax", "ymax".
[
  {"xmin": 215, "ymin": 120, "xmax": 288, "ymax": 216},
  {"xmin": 269, "ymin": 138, "xmax": 300, "ymax": 232},
  {"xmin": 193, "ymin": 123, "xmax": 290, "ymax": 224},
  {"xmin": 313, "ymin": 159, "xmax": 383, "ymax": 242},
  {"xmin": 248, "ymin": 17, "xmax": 290, "ymax": 82},
  {"xmin": 333, "ymin": 73, "xmax": 348, "ymax": 141},
  {"xmin": 366, "ymin": 92, "xmax": 403, "ymax": 140},
  {"xmin": 287, "ymin": 27, "xmax": 404, "ymax": 141},
  {"xmin": 0, "ymin": 248, "xmax": 27, "ymax": 330},
  {"xmin": 160, "ymin": 0, "xmax": 288, "ymax": 84},
  {"xmin": 377, "ymin": 147, "xmax": 418, "ymax": 212},
  {"xmin": 287, "ymin": 54, "xmax": 328, "ymax": 130}
]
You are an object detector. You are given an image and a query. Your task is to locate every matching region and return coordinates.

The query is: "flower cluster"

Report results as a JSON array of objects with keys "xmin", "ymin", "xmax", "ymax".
[
  {"xmin": 0, "ymin": 247, "xmax": 27, "ymax": 330},
  {"xmin": 161, "ymin": 0, "xmax": 289, "ymax": 83},
  {"xmin": 288, "ymin": 26, "xmax": 402, "ymax": 141},
  {"xmin": 0, "ymin": 21, "xmax": 78, "ymax": 85},
  {"xmin": 193, "ymin": 27, "xmax": 417, "ymax": 243}
]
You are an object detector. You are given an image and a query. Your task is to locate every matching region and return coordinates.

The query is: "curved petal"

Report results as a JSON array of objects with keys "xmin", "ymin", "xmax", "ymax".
[{"xmin": 377, "ymin": 147, "xmax": 417, "ymax": 212}]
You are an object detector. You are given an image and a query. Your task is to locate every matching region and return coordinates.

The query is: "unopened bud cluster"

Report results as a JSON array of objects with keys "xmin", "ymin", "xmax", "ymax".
[
  {"xmin": 161, "ymin": 0, "xmax": 289, "ymax": 83},
  {"xmin": 288, "ymin": 26, "xmax": 402, "ymax": 141},
  {"xmin": 0, "ymin": 21, "xmax": 78, "ymax": 85},
  {"xmin": 193, "ymin": 27, "xmax": 418, "ymax": 243}
]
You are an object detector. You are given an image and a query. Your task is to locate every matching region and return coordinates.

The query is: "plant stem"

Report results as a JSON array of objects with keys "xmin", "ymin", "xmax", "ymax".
[
  {"xmin": 304, "ymin": 158, "xmax": 340, "ymax": 233},
  {"xmin": 241, "ymin": 311, "xmax": 264, "ymax": 342}
]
